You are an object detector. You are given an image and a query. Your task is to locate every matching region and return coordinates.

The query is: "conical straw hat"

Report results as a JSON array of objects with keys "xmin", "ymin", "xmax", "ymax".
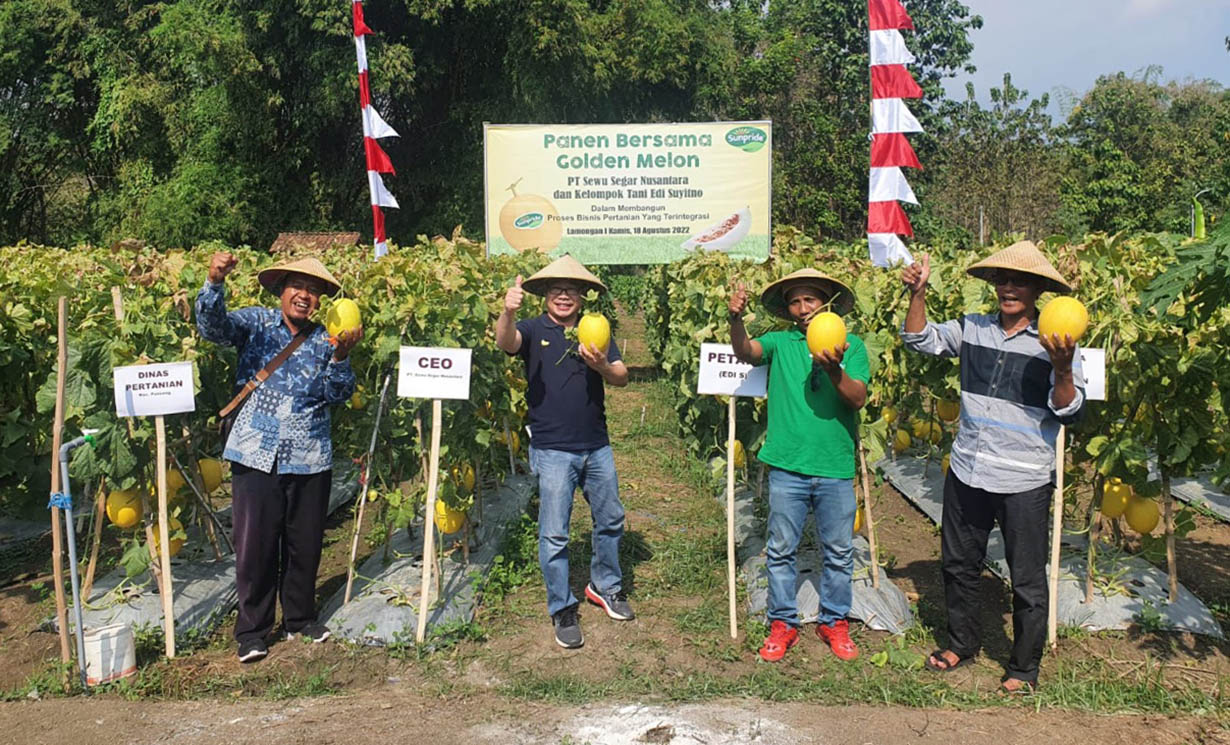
[
  {"xmin": 966, "ymin": 240, "xmax": 1071, "ymax": 294},
  {"xmin": 760, "ymin": 268, "xmax": 855, "ymax": 319},
  {"xmin": 521, "ymin": 254, "xmax": 607, "ymax": 296},
  {"xmin": 257, "ymin": 257, "xmax": 343, "ymax": 297}
]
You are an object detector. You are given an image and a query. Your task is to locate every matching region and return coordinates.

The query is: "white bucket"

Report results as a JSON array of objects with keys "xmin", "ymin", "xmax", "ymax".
[{"xmin": 83, "ymin": 624, "xmax": 137, "ymax": 686}]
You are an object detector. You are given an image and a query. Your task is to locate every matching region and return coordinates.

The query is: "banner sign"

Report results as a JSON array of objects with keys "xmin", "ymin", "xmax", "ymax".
[
  {"xmin": 114, "ymin": 361, "xmax": 196, "ymax": 417},
  {"xmin": 1079, "ymin": 348, "xmax": 1106, "ymax": 402},
  {"xmin": 398, "ymin": 347, "xmax": 473, "ymax": 400},
  {"xmin": 484, "ymin": 122, "xmax": 772, "ymax": 265},
  {"xmin": 697, "ymin": 344, "xmax": 768, "ymax": 397}
]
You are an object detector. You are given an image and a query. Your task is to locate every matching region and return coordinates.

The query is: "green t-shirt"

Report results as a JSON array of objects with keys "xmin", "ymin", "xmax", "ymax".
[{"xmin": 755, "ymin": 328, "xmax": 870, "ymax": 479}]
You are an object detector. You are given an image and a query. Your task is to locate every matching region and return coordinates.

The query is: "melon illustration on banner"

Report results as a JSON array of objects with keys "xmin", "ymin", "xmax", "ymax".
[
  {"xmin": 681, "ymin": 206, "xmax": 752, "ymax": 251},
  {"xmin": 500, "ymin": 178, "xmax": 562, "ymax": 253}
]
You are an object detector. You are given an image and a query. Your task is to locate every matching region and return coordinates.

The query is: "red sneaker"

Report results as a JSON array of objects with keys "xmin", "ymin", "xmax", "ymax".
[
  {"xmin": 758, "ymin": 620, "xmax": 799, "ymax": 662},
  {"xmin": 816, "ymin": 619, "xmax": 859, "ymax": 661}
]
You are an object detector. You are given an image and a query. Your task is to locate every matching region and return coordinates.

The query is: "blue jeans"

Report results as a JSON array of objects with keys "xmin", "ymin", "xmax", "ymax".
[
  {"xmin": 765, "ymin": 467, "xmax": 856, "ymax": 626},
  {"xmin": 530, "ymin": 445, "xmax": 625, "ymax": 616}
]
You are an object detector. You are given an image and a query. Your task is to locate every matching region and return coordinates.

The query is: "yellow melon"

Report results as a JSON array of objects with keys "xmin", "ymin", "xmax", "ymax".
[
  {"xmin": 152, "ymin": 517, "xmax": 185, "ymax": 558},
  {"xmin": 1100, "ymin": 478, "xmax": 1133, "ymax": 519},
  {"xmin": 853, "ymin": 506, "xmax": 863, "ymax": 534},
  {"xmin": 198, "ymin": 458, "xmax": 224, "ymax": 494},
  {"xmin": 1124, "ymin": 497, "xmax": 1160, "ymax": 534},
  {"xmin": 893, "ymin": 429, "xmax": 911, "ymax": 453},
  {"xmin": 434, "ymin": 499, "xmax": 467, "ymax": 534},
  {"xmin": 881, "ymin": 406, "xmax": 898, "ymax": 425},
  {"xmin": 805, "ymin": 312, "xmax": 847, "ymax": 357},
  {"xmin": 732, "ymin": 439, "xmax": 746, "ymax": 469},
  {"xmin": 1038, "ymin": 296, "xmax": 1088, "ymax": 343},
  {"xmin": 325, "ymin": 298, "xmax": 361, "ymax": 338},
  {"xmin": 577, "ymin": 313, "xmax": 611, "ymax": 354},
  {"xmin": 105, "ymin": 489, "xmax": 142, "ymax": 529},
  {"xmin": 936, "ymin": 399, "xmax": 960, "ymax": 423}
]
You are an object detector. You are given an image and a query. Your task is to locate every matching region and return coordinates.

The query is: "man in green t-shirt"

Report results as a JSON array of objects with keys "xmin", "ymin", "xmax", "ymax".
[{"xmin": 729, "ymin": 268, "xmax": 870, "ymax": 662}]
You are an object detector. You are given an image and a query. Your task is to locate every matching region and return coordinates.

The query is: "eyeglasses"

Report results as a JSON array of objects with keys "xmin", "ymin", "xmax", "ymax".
[
  {"xmin": 546, "ymin": 286, "xmax": 582, "ymax": 297},
  {"xmin": 993, "ymin": 273, "xmax": 1035, "ymax": 289}
]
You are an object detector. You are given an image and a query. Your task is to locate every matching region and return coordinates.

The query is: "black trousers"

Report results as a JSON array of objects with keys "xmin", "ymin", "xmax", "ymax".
[
  {"xmin": 231, "ymin": 462, "xmax": 331, "ymax": 643},
  {"xmin": 941, "ymin": 472, "xmax": 1051, "ymax": 683}
]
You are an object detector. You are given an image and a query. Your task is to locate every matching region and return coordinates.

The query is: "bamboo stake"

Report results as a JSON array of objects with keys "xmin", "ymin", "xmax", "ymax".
[
  {"xmin": 725, "ymin": 396, "xmax": 738, "ymax": 640},
  {"xmin": 81, "ymin": 478, "xmax": 107, "ymax": 601},
  {"xmin": 1047, "ymin": 425, "xmax": 1066, "ymax": 653},
  {"xmin": 345, "ymin": 370, "xmax": 393, "ymax": 604},
  {"xmin": 154, "ymin": 415, "xmax": 175, "ymax": 658},
  {"xmin": 1084, "ymin": 474, "xmax": 1103, "ymax": 605},
  {"xmin": 49, "ymin": 296, "xmax": 71, "ymax": 668},
  {"xmin": 502, "ymin": 417, "xmax": 516, "ymax": 474},
  {"xmin": 858, "ymin": 440, "xmax": 880, "ymax": 590},
  {"xmin": 416, "ymin": 399, "xmax": 444, "ymax": 643},
  {"xmin": 1163, "ymin": 469, "xmax": 1178, "ymax": 603}
]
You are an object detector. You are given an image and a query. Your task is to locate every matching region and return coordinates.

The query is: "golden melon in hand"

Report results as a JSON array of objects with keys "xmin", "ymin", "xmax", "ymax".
[
  {"xmin": 326, "ymin": 298, "xmax": 361, "ymax": 338},
  {"xmin": 806, "ymin": 312, "xmax": 846, "ymax": 357},
  {"xmin": 106, "ymin": 488, "xmax": 142, "ymax": 529},
  {"xmin": 577, "ymin": 313, "xmax": 611, "ymax": 354},
  {"xmin": 1038, "ymin": 296, "xmax": 1088, "ymax": 343}
]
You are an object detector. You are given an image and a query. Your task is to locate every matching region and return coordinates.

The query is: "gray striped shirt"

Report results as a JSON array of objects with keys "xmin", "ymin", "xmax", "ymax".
[{"xmin": 901, "ymin": 314, "xmax": 1084, "ymax": 493}]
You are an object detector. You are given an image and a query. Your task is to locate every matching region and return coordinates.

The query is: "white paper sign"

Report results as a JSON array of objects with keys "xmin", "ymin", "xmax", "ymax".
[
  {"xmin": 398, "ymin": 347, "xmax": 473, "ymax": 400},
  {"xmin": 1079, "ymin": 348, "xmax": 1106, "ymax": 401},
  {"xmin": 697, "ymin": 343, "xmax": 767, "ymax": 397},
  {"xmin": 113, "ymin": 361, "xmax": 196, "ymax": 417}
]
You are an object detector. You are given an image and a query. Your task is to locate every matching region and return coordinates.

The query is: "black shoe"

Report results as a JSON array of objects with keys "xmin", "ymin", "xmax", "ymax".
[
  {"xmin": 237, "ymin": 639, "xmax": 268, "ymax": 663},
  {"xmin": 585, "ymin": 583, "xmax": 635, "ymax": 621},
  {"xmin": 285, "ymin": 622, "xmax": 331, "ymax": 643},
  {"xmin": 552, "ymin": 605, "xmax": 583, "ymax": 649}
]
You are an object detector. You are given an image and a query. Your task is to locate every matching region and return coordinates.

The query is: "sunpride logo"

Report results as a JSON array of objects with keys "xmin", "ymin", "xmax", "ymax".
[
  {"xmin": 725, "ymin": 126, "xmax": 767, "ymax": 152},
  {"xmin": 514, "ymin": 213, "xmax": 544, "ymax": 229}
]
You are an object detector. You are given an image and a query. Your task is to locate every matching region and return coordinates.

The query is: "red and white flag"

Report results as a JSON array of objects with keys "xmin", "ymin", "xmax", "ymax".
[
  {"xmin": 354, "ymin": 0, "xmax": 398, "ymax": 259},
  {"xmin": 866, "ymin": 0, "xmax": 920, "ymax": 267}
]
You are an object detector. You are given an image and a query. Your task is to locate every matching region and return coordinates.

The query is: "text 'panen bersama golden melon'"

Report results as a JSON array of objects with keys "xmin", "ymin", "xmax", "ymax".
[{"xmin": 805, "ymin": 312, "xmax": 846, "ymax": 357}]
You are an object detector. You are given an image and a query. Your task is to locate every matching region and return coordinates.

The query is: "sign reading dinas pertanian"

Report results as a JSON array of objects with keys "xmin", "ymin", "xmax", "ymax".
[
  {"xmin": 484, "ymin": 122, "xmax": 772, "ymax": 265},
  {"xmin": 113, "ymin": 361, "xmax": 196, "ymax": 418},
  {"xmin": 697, "ymin": 344, "xmax": 768, "ymax": 397},
  {"xmin": 398, "ymin": 347, "xmax": 473, "ymax": 401}
]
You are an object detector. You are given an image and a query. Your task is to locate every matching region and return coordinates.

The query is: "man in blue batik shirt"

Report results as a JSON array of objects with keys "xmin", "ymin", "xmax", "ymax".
[{"xmin": 196, "ymin": 252, "xmax": 361, "ymax": 663}]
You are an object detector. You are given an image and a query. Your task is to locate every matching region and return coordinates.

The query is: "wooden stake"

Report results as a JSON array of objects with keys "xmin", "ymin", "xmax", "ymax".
[
  {"xmin": 1163, "ymin": 469, "xmax": 1178, "ymax": 603},
  {"xmin": 344, "ymin": 371, "xmax": 393, "ymax": 604},
  {"xmin": 154, "ymin": 416, "xmax": 175, "ymax": 658},
  {"xmin": 858, "ymin": 440, "xmax": 880, "ymax": 590},
  {"xmin": 502, "ymin": 417, "xmax": 515, "ymax": 474},
  {"xmin": 725, "ymin": 396, "xmax": 738, "ymax": 640},
  {"xmin": 416, "ymin": 399, "xmax": 443, "ymax": 643},
  {"xmin": 81, "ymin": 478, "xmax": 106, "ymax": 601},
  {"xmin": 49, "ymin": 296, "xmax": 71, "ymax": 668},
  {"xmin": 1047, "ymin": 425, "xmax": 1066, "ymax": 652}
]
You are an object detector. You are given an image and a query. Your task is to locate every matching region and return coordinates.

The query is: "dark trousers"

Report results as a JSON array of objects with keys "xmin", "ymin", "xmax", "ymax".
[
  {"xmin": 941, "ymin": 472, "xmax": 1051, "ymax": 683},
  {"xmin": 231, "ymin": 462, "xmax": 331, "ymax": 643}
]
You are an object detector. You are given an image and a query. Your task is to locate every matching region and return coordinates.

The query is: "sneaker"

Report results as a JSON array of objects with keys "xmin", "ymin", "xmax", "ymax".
[
  {"xmin": 552, "ymin": 605, "xmax": 584, "ymax": 649},
  {"xmin": 237, "ymin": 638, "xmax": 268, "ymax": 663},
  {"xmin": 285, "ymin": 622, "xmax": 332, "ymax": 643},
  {"xmin": 584, "ymin": 583, "xmax": 635, "ymax": 621},
  {"xmin": 816, "ymin": 619, "xmax": 859, "ymax": 661},
  {"xmin": 758, "ymin": 620, "xmax": 799, "ymax": 662}
]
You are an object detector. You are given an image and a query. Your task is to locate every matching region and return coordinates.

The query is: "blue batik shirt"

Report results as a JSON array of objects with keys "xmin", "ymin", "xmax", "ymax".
[{"xmin": 196, "ymin": 281, "xmax": 355, "ymax": 475}]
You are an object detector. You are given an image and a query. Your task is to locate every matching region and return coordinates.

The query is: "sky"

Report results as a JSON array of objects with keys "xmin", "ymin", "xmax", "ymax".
[{"xmin": 940, "ymin": 0, "xmax": 1230, "ymax": 116}]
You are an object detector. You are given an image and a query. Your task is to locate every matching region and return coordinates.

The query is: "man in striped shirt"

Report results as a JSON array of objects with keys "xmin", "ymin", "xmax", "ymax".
[{"xmin": 900, "ymin": 241, "xmax": 1084, "ymax": 694}]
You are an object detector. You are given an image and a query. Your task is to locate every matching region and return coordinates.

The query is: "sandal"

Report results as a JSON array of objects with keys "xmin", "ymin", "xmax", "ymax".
[
  {"xmin": 925, "ymin": 649, "xmax": 973, "ymax": 673},
  {"xmin": 998, "ymin": 678, "xmax": 1038, "ymax": 696}
]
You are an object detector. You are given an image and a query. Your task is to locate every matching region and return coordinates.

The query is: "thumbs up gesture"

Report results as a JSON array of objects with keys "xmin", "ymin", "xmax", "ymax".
[{"xmin": 504, "ymin": 275, "xmax": 525, "ymax": 314}]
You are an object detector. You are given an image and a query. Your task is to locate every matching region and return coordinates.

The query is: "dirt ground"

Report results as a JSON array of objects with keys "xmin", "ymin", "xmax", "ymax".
[{"xmin": 2, "ymin": 310, "xmax": 1230, "ymax": 743}]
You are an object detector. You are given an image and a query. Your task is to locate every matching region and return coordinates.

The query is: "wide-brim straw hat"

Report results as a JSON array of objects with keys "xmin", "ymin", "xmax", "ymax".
[
  {"xmin": 257, "ymin": 257, "xmax": 343, "ymax": 297},
  {"xmin": 966, "ymin": 240, "xmax": 1071, "ymax": 294},
  {"xmin": 521, "ymin": 254, "xmax": 607, "ymax": 296},
  {"xmin": 761, "ymin": 268, "xmax": 855, "ymax": 319}
]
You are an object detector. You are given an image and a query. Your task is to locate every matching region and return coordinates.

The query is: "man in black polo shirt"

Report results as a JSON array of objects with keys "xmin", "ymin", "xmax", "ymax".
[{"xmin": 495, "ymin": 255, "xmax": 633, "ymax": 649}]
